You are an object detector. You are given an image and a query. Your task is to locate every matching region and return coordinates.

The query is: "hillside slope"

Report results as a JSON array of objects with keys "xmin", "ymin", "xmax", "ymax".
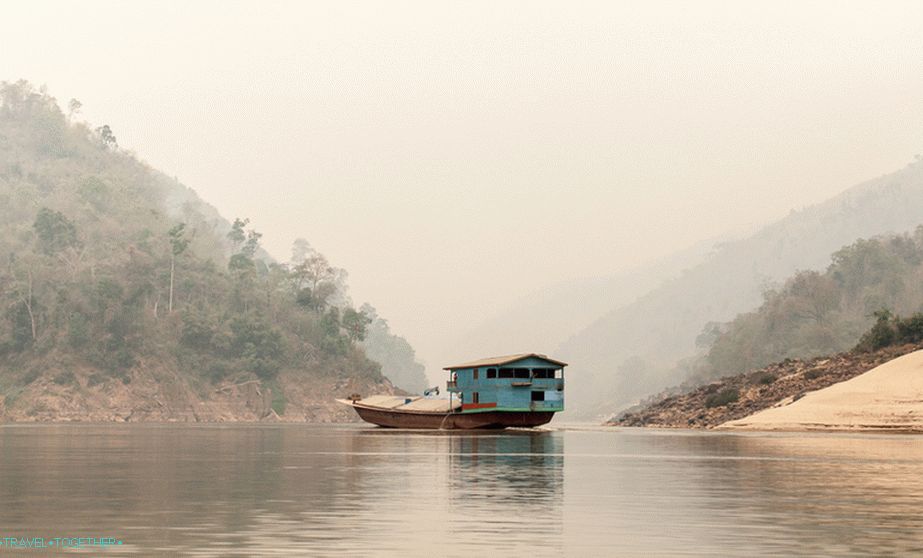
[
  {"xmin": 611, "ymin": 343, "xmax": 922, "ymax": 429},
  {"xmin": 721, "ymin": 349, "xmax": 923, "ymax": 432},
  {"xmin": 0, "ymin": 81, "xmax": 413, "ymax": 421},
  {"xmin": 559, "ymin": 158, "xmax": 923, "ymax": 417},
  {"xmin": 691, "ymin": 229, "xmax": 923, "ymax": 383}
]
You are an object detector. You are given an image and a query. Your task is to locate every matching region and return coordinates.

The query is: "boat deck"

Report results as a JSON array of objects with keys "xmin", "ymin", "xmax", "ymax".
[
  {"xmin": 339, "ymin": 395, "xmax": 462, "ymax": 413},
  {"xmin": 337, "ymin": 395, "xmax": 553, "ymax": 429}
]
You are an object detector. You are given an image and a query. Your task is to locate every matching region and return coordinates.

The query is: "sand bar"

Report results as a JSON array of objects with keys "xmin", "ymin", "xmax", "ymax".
[{"xmin": 720, "ymin": 350, "xmax": 923, "ymax": 432}]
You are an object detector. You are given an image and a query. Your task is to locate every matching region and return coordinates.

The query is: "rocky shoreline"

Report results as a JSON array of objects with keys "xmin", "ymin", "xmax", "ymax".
[
  {"xmin": 0, "ymin": 364, "xmax": 398, "ymax": 423},
  {"xmin": 610, "ymin": 343, "xmax": 923, "ymax": 429}
]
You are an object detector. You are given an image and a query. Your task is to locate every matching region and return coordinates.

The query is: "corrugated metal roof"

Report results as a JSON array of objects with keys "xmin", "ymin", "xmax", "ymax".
[{"xmin": 443, "ymin": 353, "xmax": 568, "ymax": 370}]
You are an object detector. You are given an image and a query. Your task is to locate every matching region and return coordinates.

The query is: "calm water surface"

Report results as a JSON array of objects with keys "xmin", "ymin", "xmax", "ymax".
[{"xmin": 1, "ymin": 424, "xmax": 922, "ymax": 556}]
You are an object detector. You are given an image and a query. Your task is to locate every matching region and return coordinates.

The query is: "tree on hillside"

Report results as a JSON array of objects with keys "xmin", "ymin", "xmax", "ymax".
[
  {"xmin": 227, "ymin": 218, "xmax": 260, "ymax": 275},
  {"xmin": 226, "ymin": 218, "xmax": 264, "ymax": 312},
  {"xmin": 342, "ymin": 308, "xmax": 371, "ymax": 342},
  {"xmin": 785, "ymin": 271, "xmax": 840, "ymax": 324},
  {"xmin": 291, "ymin": 238, "xmax": 311, "ymax": 265},
  {"xmin": 0, "ymin": 81, "xmax": 400, "ymax": 418},
  {"xmin": 67, "ymin": 99, "xmax": 82, "ymax": 119},
  {"xmin": 694, "ymin": 230, "xmax": 923, "ymax": 383},
  {"xmin": 168, "ymin": 223, "xmax": 191, "ymax": 313},
  {"xmin": 227, "ymin": 218, "xmax": 249, "ymax": 251},
  {"xmin": 292, "ymin": 252, "xmax": 338, "ymax": 310},
  {"xmin": 9, "ymin": 268, "xmax": 38, "ymax": 347},
  {"xmin": 95, "ymin": 124, "xmax": 117, "ymax": 149},
  {"xmin": 33, "ymin": 208, "xmax": 79, "ymax": 255}
]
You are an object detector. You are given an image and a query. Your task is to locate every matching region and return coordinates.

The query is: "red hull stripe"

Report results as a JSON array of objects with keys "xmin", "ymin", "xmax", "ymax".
[{"xmin": 461, "ymin": 402, "xmax": 498, "ymax": 411}]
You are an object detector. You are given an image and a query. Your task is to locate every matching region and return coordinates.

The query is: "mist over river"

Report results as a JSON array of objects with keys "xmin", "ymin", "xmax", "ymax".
[{"xmin": 1, "ymin": 424, "xmax": 921, "ymax": 556}]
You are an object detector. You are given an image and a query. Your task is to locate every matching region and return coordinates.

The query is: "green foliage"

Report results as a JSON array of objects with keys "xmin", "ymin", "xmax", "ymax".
[
  {"xmin": 756, "ymin": 373, "xmax": 776, "ymax": 385},
  {"xmin": 20, "ymin": 369, "xmax": 40, "ymax": 385},
  {"xmin": 95, "ymin": 124, "xmax": 117, "ymax": 149},
  {"xmin": 266, "ymin": 379, "xmax": 286, "ymax": 416},
  {"xmin": 321, "ymin": 307, "xmax": 341, "ymax": 338},
  {"xmin": 228, "ymin": 253, "xmax": 255, "ymax": 274},
  {"xmin": 342, "ymin": 308, "xmax": 371, "ymax": 342},
  {"xmin": 95, "ymin": 279, "xmax": 124, "ymax": 308},
  {"xmin": 206, "ymin": 362, "xmax": 230, "ymax": 383},
  {"xmin": 33, "ymin": 207, "xmax": 79, "ymax": 254},
  {"xmin": 0, "ymin": 80, "xmax": 416, "ymax": 404},
  {"xmin": 227, "ymin": 218, "xmax": 249, "ymax": 249},
  {"xmin": 52, "ymin": 370, "xmax": 76, "ymax": 385},
  {"xmin": 169, "ymin": 223, "xmax": 190, "ymax": 256},
  {"xmin": 295, "ymin": 288, "xmax": 313, "ymax": 308},
  {"xmin": 229, "ymin": 316, "xmax": 285, "ymax": 379},
  {"xmin": 696, "ymin": 230, "xmax": 923, "ymax": 381},
  {"xmin": 87, "ymin": 373, "xmax": 107, "ymax": 387},
  {"xmin": 855, "ymin": 309, "xmax": 896, "ymax": 352},
  {"xmin": 180, "ymin": 310, "xmax": 215, "ymax": 350},
  {"xmin": 704, "ymin": 388, "xmax": 739, "ymax": 408},
  {"xmin": 77, "ymin": 177, "xmax": 110, "ymax": 212},
  {"xmin": 311, "ymin": 282, "xmax": 337, "ymax": 311},
  {"xmin": 67, "ymin": 312, "xmax": 89, "ymax": 347},
  {"xmin": 896, "ymin": 314, "xmax": 923, "ymax": 344},
  {"xmin": 854, "ymin": 310, "xmax": 923, "ymax": 353},
  {"xmin": 8, "ymin": 301, "xmax": 35, "ymax": 351}
]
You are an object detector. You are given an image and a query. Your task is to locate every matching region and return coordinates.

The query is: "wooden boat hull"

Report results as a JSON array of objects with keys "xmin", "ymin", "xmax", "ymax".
[{"xmin": 349, "ymin": 403, "xmax": 555, "ymax": 429}]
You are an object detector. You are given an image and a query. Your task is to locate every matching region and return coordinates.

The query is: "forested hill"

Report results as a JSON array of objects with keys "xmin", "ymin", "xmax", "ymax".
[
  {"xmin": 692, "ymin": 228, "xmax": 923, "ymax": 383},
  {"xmin": 0, "ymin": 81, "xmax": 425, "ymax": 421},
  {"xmin": 559, "ymin": 154, "xmax": 923, "ymax": 418}
]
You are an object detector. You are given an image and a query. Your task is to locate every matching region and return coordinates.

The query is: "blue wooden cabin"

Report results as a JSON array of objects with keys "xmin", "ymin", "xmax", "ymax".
[{"xmin": 444, "ymin": 353, "xmax": 567, "ymax": 413}]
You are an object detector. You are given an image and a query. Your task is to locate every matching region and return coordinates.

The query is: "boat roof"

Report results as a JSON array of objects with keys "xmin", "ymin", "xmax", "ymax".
[{"xmin": 443, "ymin": 353, "xmax": 568, "ymax": 370}]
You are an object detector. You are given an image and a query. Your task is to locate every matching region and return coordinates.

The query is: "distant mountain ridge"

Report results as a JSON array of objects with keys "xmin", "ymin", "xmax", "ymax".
[
  {"xmin": 558, "ymin": 157, "xmax": 923, "ymax": 418},
  {"xmin": 457, "ymin": 228, "xmax": 750, "ymax": 362}
]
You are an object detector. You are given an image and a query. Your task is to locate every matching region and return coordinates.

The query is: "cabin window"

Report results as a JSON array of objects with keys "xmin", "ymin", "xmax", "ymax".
[
  {"xmin": 473, "ymin": 369, "xmax": 479, "ymax": 380},
  {"xmin": 498, "ymin": 368, "xmax": 514, "ymax": 379},
  {"xmin": 531, "ymin": 391, "xmax": 545, "ymax": 401},
  {"xmin": 472, "ymin": 392, "xmax": 480, "ymax": 404},
  {"xmin": 487, "ymin": 368, "xmax": 497, "ymax": 378},
  {"xmin": 514, "ymin": 368, "xmax": 530, "ymax": 379},
  {"xmin": 533, "ymin": 368, "xmax": 552, "ymax": 379},
  {"xmin": 554, "ymin": 368, "xmax": 563, "ymax": 379}
]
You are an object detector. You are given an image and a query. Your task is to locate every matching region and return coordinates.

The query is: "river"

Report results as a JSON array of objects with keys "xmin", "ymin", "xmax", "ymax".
[{"xmin": 0, "ymin": 424, "xmax": 921, "ymax": 556}]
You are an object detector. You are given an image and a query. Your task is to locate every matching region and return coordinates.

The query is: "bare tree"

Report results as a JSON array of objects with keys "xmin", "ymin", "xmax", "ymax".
[
  {"xmin": 14, "ymin": 270, "xmax": 37, "ymax": 342},
  {"xmin": 168, "ymin": 223, "xmax": 191, "ymax": 313}
]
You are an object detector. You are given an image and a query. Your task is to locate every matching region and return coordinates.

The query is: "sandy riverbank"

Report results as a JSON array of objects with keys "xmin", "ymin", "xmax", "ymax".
[{"xmin": 720, "ymin": 350, "xmax": 923, "ymax": 432}]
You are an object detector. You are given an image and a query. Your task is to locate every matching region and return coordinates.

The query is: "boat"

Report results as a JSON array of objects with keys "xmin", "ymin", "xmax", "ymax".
[{"xmin": 338, "ymin": 353, "xmax": 567, "ymax": 429}]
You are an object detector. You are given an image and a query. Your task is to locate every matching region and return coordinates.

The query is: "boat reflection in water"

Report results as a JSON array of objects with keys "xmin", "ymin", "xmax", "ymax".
[
  {"xmin": 447, "ymin": 431, "xmax": 565, "ymax": 553},
  {"xmin": 448, "ymin": 431, "xmax": 564, "ymax": 491}
]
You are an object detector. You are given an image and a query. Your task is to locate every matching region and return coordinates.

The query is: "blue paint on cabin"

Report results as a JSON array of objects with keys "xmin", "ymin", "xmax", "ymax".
[{"xmin": 443, "ymin": 354, "xmax": 567, "ymax": 414}]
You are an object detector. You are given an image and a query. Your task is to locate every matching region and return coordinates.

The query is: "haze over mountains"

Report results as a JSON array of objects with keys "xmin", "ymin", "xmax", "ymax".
[
  {"xmin": 517, "ymin": 159, "xmax": 923, "ymax": 418},
  {"xmin": 6, "ymin": 2, "xmax": 923, "ymax": 397},
  {"xmin": 0, "ymin": 82, "xmax": 426, "ymax": 421},
  {"xmin": 458, "ymin": 228, "xmax": 750, "ymax": 361}
]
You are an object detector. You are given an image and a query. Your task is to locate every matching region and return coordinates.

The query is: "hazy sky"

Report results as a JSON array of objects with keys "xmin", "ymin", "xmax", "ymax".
[{"xmin": 3, "ymin": 1, "xmax": 923, "ymax": 380}]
